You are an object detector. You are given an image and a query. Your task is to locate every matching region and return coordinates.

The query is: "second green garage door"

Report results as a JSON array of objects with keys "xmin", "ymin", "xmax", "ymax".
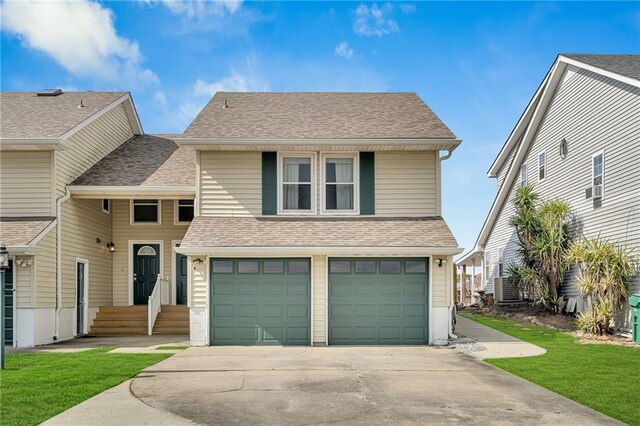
[
  {"xmin": 329, "ymin": 258, "xmax": 429, "ymax": 345},
  {"xmin": 210, "ymin": 258, "xmax": 311, "ymax": 345}
]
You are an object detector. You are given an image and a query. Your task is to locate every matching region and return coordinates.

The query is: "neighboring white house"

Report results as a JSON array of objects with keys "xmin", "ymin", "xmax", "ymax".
[{"xmin": 458, "ymin": 54, "xmax": 640, "ymax": 330}]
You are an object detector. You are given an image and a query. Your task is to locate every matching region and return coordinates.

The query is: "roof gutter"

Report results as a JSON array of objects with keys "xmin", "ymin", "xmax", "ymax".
[
  {"xmin": 67, "ymin": 185, "xmax": 196, "ymax": 199},
  {"xmin": 176, "ymin": 137, "xmax": 462, "ymax": 147},
  {"xmin": 0, "ymin": 138, "xmax": 70, "ymax": 150},
  {"xmin": 175, "ymin": 246, "xmax": 464, "ymax": 257}
]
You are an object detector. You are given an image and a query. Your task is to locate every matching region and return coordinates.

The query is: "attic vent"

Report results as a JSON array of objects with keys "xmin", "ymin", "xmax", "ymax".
[
  {"xmin": 223, "ymin": 98, "xmax": 229, "ymax": 108},
  {"xmin": 37, "ymin": 89, "xmax": 63, "ymax": 97}
]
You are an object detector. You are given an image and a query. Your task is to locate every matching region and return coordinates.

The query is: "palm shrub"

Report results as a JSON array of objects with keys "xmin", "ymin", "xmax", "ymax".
[
  {"xmin": 567, "ymin": 237, "xmax": 635, "ymax": 334},
  {"xmin": 507, "ymin": 185, "xmax": 573, "ymax": 311}
]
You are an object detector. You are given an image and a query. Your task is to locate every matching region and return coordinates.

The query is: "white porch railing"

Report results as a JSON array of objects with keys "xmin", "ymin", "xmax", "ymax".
[{"xmin": 148, "ymin": 276, "xmax": 170, "ymax": 335}]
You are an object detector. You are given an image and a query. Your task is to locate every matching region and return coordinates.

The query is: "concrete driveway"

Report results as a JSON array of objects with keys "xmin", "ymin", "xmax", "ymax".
[{"xmin": 131, "ymin": 346, "xmax": 619, "ymax": 426}]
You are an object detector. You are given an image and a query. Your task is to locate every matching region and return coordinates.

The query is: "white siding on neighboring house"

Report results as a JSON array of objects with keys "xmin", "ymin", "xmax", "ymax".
[
  {"xmin": 496, "ymin": 137, "xmax": 522, "ymax": 192},
  {"xmin": 55, "ymin": 103, "xmax": 134, "ymax": 197},
  {"xmin": 0, "ymin": 151, "xmax": 54, "ymax": 216},
  {"xmin": 34, "ymin": 227, "xmax": 57, "ymax": 308},
  {"xmin": 199, "ymin": 152, "xmax": 262, "ymax": 217},
  {"xmin": 375, "ymin": 151, "xmax": 438, "ymax": 216},
  {"xmin": 111, "ymin": 199, "xmax": 189, "ymax": 305},
  {"xmin": 484, "ymin": 66, "xmax": 640, "ymax": 305},
  {"xmin": 60, "ymin": 199, "xmax": 112, "ymax": 309}
]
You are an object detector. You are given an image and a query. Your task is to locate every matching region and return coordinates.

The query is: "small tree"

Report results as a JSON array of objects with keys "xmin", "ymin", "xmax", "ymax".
[
  {"xmin": 507, "ymin": 186, "xmax": 573, "ymax": 312},
  {"xmin": 567, "ymin": 237, "xmax": 635, "ymax": 334}
]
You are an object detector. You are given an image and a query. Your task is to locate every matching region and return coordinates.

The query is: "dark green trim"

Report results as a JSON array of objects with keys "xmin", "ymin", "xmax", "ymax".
[
  {"xmin": 359, "ymin": 152, "xmax": 375, "ymax": 215},
  {"xmin": 262, "ymin": 152, "xmax": 277, "ymax": 215}
]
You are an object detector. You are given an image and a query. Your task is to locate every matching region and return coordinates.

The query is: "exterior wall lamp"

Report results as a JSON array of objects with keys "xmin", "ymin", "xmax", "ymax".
[
  {"xmin": 435, "ymin": 258, "xmax": 446, "ymax": 268},
  {"xmin": 96, "ymin": 238, "xmax": 116, "ymax": 253}
]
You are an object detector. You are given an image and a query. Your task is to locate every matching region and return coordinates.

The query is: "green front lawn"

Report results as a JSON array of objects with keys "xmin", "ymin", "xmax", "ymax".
[
  {"xmin": 0, "ymin": 347, "xmax": 171, "ymax": 426},
  {"xmin": 462, "ymin": 313, "xmax": 640, "ymax": 426}
]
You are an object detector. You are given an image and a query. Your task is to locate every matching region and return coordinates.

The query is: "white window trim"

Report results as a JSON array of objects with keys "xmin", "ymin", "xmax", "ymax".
[
  {"xmin": 520, "ymin": 163, "xmax": 527, "ymax": 187},
  {"xmin": 130, "ymin": 199, "xmax": 162, "ymax": 225},
  {"xmin": 320, "ymin": 152, "xmax": 359, "ymax": 215},
  {"xmin": 592, "ymin": 150, "xmax": 605, "ymax": 199},
  {"xmin": 101, "ymin": 199, "xmax": 110, "ymax": 214},
  {"xmin": 498, "ymin": 248, "xmax": 504, "ymax": 278},
  {"xmin": 538, "ymin": 150, "xmax": 546, "ymax": 182},
  {"xmin": 174, "ymin": 199, "xmax": 195, "ymax": 225},
  {"xmin": 277, "ymin": 152, "xmax": 317, "ymax": 215}
]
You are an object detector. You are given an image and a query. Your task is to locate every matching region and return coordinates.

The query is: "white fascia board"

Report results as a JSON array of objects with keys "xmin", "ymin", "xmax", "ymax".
[
  {"xmin": 175, "ymin": 137, "xmax": 462, "ymax": 148},
  {"xmin": 3, "ymin": 246, "xmax": 38, "ymax": 255},
  {"xmin": 59, "ymin": 94, "xmax": 141, "ymax": 141},
  {"xmin": 67, "ymin": 185, "xmax": 196, "ymax": 198},
  {"xmin": 558, "ymin": 55, "xmax": 640, "ymax": 89},
  {"xmin": 487, "ymin": 60, "xmax": 559, "ymax": 177},
  {"xmin": 476, "ymin": 60, "xmax": 568, "ymax": 249},
  {"xmin": 175, "ymin": 246, "xmax": 464, "ymax": 257},
  {"xmin": 456, "ymin": 248, "xmax": 483, "ymax": 265},
  {"xmin": 0, "ymin": 138, "xmax": 69, "ymax": 150},
  {"xmin": 28, "ymin": 219, "xmax": 58, "ymax": 247}
]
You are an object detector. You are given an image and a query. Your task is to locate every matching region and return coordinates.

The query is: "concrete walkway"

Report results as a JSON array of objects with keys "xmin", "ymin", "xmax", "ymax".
[
  {"xmin": 453, "ymin": 315, "xmax": 546, "ymax": 359},
  {"xmin": 23, "ymin": 335, "xmax": 190, "ymax": 354}
]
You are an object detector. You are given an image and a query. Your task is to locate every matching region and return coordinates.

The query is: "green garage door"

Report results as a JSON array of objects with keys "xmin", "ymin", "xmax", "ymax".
[
  {"xmin": 329, "ymin": 258, "xmax": 429, "ymax": 345},
  {"xmin": 210, "ymin": 258, "xmax": 311, "ymax": 345}
]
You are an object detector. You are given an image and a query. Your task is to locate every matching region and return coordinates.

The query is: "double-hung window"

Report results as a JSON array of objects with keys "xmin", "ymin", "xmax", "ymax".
[
  {"xmin": 592, "ymin": 152, "xmax": 604, "ymax": 197},
  {"xmin": 520, "ymin": 163, "xmax": 527, "ymax": 187},
  {"xmin": 323, "ymin": 155, "xmax": 357, "ymax": 213},
  {"xmin": 175, "ymin": 199, "xmax": 194, "ymax": 224},
  {"xmin": 131, "ymin": 199, "xmax": 160, "ymax": 224},
  {"xmin": 280, "ymin": 155, "xmax": 314, "ymax": 213},
  {"xmin": 538, "ymin": 151, "xmax": 546, "ymax": 181}
]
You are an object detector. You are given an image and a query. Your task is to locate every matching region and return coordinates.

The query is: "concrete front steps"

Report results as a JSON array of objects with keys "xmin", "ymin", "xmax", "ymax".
[
  {"xmin": 90, "ymin": 305, "xmax": 189, "ymax": 336},
  {"xmin": 153, "ymin": 305, "xmax": 189, "ymax": 335}
]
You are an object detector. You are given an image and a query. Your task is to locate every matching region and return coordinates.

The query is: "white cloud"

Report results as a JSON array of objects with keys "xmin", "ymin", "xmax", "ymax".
[
  {"xmin": 0, "ymin": 0, "xmax": 157, "ymax": 84},
  {"xmin": 192, "ymin": 74, "xmax": 251, "ymax": 97},
  {"xmin": 353, "ymin": 3, "xmax": 399, "ymax": 37},
  {"xmin": 154, "ymin": 90, "xmax": 168, "ymax": 106},
  {"xmin": 143, "ymin": 0, "xmax": 242, "ymax": 18},
  {"xmin": 399, "ymin": 3, "xmax": 416, "ymax": 14},
  {"xmin": 335, "ymin": 41, "xmax": 354, "ymax": 59}
]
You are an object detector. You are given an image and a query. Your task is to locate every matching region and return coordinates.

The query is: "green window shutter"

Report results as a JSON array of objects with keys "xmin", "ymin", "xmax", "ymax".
[
  {"xmin": 359, "ymin": 152, "xmax": 375, "ymax": 215},
  {"xmin": 262, "ymin": 152, "xmax": 277, "ymax": 215}
]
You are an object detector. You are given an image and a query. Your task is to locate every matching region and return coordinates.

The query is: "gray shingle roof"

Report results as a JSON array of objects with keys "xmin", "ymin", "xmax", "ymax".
[
  {"xmin": 562, "ymin": 54, "xmax": 640, "ymax": 81},
  {"xmin": 182, "ymin": 92, "xmax": 456, "ymax": 140},
  {"xmin": 72, "ymin": 134, "xmax": 196, "ymax": 186},
  {"xmin": 0, "ymin": 217, "xmax": 55, "ymax": 247},
  {"xmin": 0, "ymin": 91, "xmax": 127, "ymax": 139},
  {"xmin": 181, "ymin": 216, "xmax": 459, "ymax": 248}
]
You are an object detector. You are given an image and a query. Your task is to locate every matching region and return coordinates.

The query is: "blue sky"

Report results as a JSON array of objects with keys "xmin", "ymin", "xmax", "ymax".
[{"xmin": 1, "ymin": 1, "xmax": 638, "ymax": 254}]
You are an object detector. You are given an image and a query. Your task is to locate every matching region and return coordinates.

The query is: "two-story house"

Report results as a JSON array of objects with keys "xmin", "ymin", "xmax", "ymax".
[
  {"xmin": 458, "ymin": 54, "xmax": 640, "ymax": 330},
  {"xmin": 1, "ymin": 91, "xmax": 462, "ymax": 347}
]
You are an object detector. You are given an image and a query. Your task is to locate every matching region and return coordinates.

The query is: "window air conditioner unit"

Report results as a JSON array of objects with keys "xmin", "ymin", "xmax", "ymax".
[{"xmin": 592, "ymin": 184, "xmax": 602, "ymax": 199}]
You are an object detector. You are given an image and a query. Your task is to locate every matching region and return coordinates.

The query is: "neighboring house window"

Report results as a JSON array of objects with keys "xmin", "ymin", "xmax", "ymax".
[
  {"xmin": 592, "ymin": 151, "xmax": 604, "ymax": 196},
  {"xmin": 560, "ymin": 138, "xmax": 569, "ymax": 159},
  {"xmin": 484, "ymin": 252, "xmax": 491, "ymax": 280},
  {"xmin": 323, "ymin": 154, "xmax": 358, "ymax": 213},
  {"xmin": 498, "ymin": 248, "xmax": 504, "ymax": 278},
  {"xmin": 131, "ymin": 199, "xmax": 160, "ymax": 224},
  {"xmin": 175, "ymin": 199, "xmax": 194, "ymax": 224},
  {"xmin": 102, "ymin": 199, "xmax": 110, "ymax": 214},
  {"xmin": 279, "ymin": 154, "xmax": 314, "ymax": 213},
  {"xmin": 520, "ymin": 163, "xmax": 527, "ymax": 187},
  {"xmin": 538, "ymin": 151, "xmax": 546, "ymax": 181}
]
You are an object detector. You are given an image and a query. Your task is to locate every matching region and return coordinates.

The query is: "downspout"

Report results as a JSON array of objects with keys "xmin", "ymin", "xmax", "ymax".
[{"xmin": 54, "ymin": 190, "xmax": 71, "ymax": 340}]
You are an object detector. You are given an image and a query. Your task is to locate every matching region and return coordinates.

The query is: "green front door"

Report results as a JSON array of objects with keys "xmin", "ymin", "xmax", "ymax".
[
  {"xmin": 2, "ymin": 260, "xmax": 14, "ymax": 346},
  {"xmin": 176, "ymin": 248, "xmax": 188, "ymax": 305},
  {"xmin": 210, "ymin": 258, "xmax": 311, "ymax": 345},
  {"xmin": 133, "ymin": 244, "xmax": 160, "ymax": 305},
  {"xmin": 329, "ymin": 258, "xmax": 429, "ymax": 345}
]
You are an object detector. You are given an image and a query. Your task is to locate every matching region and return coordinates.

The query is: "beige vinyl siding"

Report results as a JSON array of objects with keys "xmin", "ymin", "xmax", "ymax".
[
  {"xmin": 0, "ymin": 151, "xmax": 53, "ymax": 216},
  {"xmin": 312, "ymin": 255, "xmax": 327, "ymax": 344},
  {"xmin": 431, "ymin": 255, "xmax": 453, "ymax": 308},
  {"xmin": 55, "ymin": 103, "xmax": 133, "ymax": 197},
  {"xmin": 190, "ymin": 259, "xmax": 207, "ymax": 309},
  {"xmin": 34, "ymin": 227, "xmax": 57, "ymax": 307},
  {"xmin": 485, "ymin": 66, "xmax": 640, "ymax": 301},
  {"xmin": 15, "ymin": 257, "xmax": 35, "ymax": 308},
  {"xmin": 60, "ymin": 199, "xmax": 112, "ymax": 309},
  {"xmin": 200, "ymin": 152, "xmax": 262, "ymax": 217},
  {"xmin": 111, "ymin": 199, "xmax": 188, "ymax": 305},
  {"xmin": 375, "ymin": 151, "xmax": 437, "ymax": 216}
]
